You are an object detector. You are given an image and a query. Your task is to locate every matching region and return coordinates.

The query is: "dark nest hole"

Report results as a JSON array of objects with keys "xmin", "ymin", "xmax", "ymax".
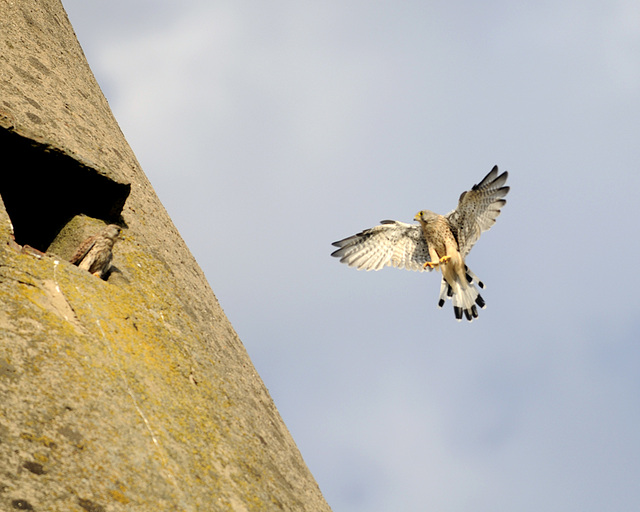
[{"xmin": 0, "ymin": 128, "xmax": 130, "ymax": 251}]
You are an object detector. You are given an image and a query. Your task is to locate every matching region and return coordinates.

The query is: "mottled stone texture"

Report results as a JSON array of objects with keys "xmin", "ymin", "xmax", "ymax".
[{"xmin": 0, "ymin": 2, "xmax": 331, "ymax": 511}]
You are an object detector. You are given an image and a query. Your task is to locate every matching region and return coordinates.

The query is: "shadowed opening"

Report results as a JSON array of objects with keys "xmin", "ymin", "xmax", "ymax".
[{"xmin": 0, "ymin": 128, "xmax": 130, "ymax": 251}]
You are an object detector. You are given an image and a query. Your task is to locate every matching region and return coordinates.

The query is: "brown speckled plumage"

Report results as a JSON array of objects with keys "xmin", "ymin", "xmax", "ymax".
[{"xmin": 69, "ymin": 224, "xmax": 122, "ymax": 279}]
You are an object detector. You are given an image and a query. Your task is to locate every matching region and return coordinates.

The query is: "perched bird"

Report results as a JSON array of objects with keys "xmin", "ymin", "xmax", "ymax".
[
  {"xmin": 331, "ymin": 166, "xmax": 509, "ymax": 322},
  {"xmin": 69, "ymin": 224, "xmax": 122, "ymax": 279}
]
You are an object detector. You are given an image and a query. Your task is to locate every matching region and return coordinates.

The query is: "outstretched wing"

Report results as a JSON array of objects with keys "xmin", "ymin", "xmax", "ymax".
[
  {"xmin": 446, "ymin": 165, "xmax": 509, "ymax": 257},
  {"xmin": 331, "ymin": 220, "xmax": 431, "ymax": 271}
]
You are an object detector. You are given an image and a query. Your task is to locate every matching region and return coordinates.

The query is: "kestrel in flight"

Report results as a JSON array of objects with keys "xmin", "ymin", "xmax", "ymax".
[
  {"xmin": 69, "ymin": 224, "xmax": 122, "ymax": 279},
  {"xmin": 331, "ymin": 166, "xmax": 509, "ymax": 321}
]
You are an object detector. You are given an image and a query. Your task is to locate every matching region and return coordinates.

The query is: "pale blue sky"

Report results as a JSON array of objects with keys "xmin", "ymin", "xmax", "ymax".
[{"xmin": 62, "ymin": 1, "xmax": 640, "ymax": 511}]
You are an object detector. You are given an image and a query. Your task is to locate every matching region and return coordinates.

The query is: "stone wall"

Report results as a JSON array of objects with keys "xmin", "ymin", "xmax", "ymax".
[{"xmin": 0, "ymin": 1, "xmax": 331, "ymax": 510}]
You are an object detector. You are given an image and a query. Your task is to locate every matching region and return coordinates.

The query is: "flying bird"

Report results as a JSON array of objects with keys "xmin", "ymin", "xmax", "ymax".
[
  {"xmin": 69, "ymin": 224, "xmax": 122, "ymax": 279},
  {"xmin": 331, "ymin": 166, "xmax": 509, "ymax": 322}
]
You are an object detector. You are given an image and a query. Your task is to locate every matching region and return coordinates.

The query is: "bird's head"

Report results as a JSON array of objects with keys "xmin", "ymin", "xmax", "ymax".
[
  {"xmin": 414, "ymin": 210, "xmax": 437, "ymax": 223},
  {"xmin": 104, "ymin": 224, "xmax": 122, "ymax": 241}
]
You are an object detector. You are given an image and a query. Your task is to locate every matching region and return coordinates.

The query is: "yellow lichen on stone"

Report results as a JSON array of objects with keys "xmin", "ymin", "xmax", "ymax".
[{"xmin": 0, "ymin": 2, "xmax": 331, "ymax": 509}]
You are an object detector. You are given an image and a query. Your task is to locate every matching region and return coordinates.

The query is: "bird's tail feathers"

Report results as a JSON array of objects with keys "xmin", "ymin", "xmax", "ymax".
[
  {"xmin": 437, "ymin": 266, "xmax": 486, "ymax": 322},
  {"xmin": 463, "ymin": 265, "xmax": 484, "ymax": 289}
]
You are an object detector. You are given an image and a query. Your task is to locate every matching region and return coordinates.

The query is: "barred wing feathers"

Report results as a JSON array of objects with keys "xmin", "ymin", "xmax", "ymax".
[
  {"xmin": 331, "ymin": 220, "xmax": 431, "ymax": 272},
  {"xmin": 69, "ymin": 235, "xmax": 98, "ymax": 265},
  {"xmin": 446, "ymin": 165, "xmax": 510, "ymax": 258}
]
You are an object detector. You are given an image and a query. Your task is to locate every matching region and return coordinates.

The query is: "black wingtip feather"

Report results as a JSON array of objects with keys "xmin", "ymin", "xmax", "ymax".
[
  {"xmin": 438, "ymin": 298, "xmax": 445, "ymax": 308},
  {"xmin": 472, "ymin": 165, "xmax": 510, "ymax": 191},
  {"xmin": 472, "ymin": 166, "xmax": 498, "ymax": 190},
  {"xmin": 475, "ymin": 294, "xmax": 486, "ymax": 309},
  {"xmin": 454, "ymin": 306, "xmax": 463, "ymax": 320}
]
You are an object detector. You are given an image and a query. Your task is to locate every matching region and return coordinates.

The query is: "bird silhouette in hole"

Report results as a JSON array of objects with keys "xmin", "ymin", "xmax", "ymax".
[{"xmin": 69, "ymin": 224, "xmax": 122, "ymax": 279}]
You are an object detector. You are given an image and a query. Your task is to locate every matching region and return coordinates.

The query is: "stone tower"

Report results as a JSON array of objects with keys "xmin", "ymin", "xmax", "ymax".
[{"xmin": 0, "ymin": 1, "xmax": 331, "ymax": 510}]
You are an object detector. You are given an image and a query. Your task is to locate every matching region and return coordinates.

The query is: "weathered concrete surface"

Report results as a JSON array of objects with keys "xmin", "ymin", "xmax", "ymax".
[{"xmin": 0, "ymin": 1, "xmax": 331, "ymax": 511}]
